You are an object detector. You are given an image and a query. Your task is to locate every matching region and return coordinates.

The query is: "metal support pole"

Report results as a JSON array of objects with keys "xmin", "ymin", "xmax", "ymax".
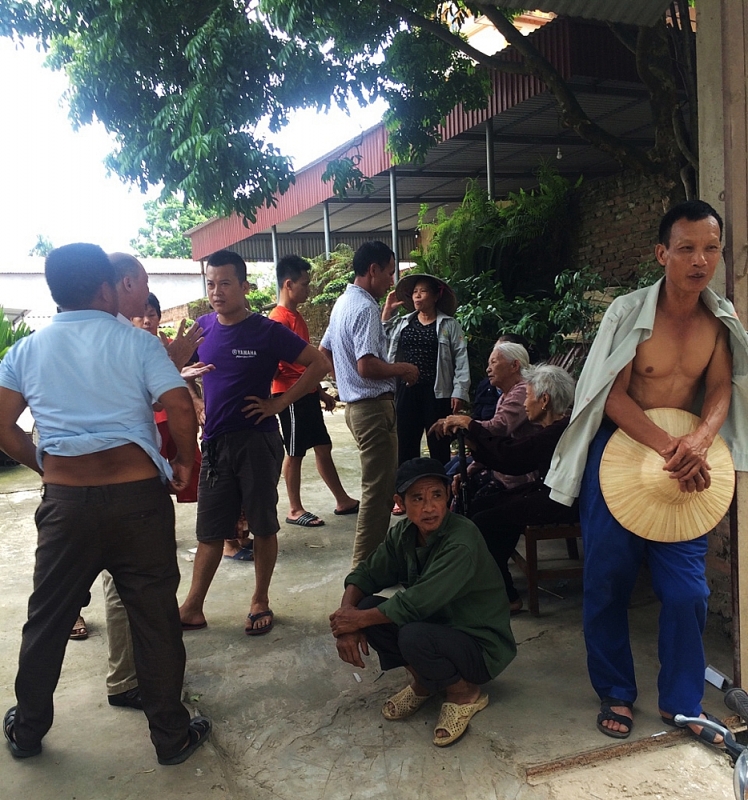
[
  {"xmin": 323, "ymin": 201, "xmax": 332, "ymax": 259},
  {"xmin": 271, "ymin": 225, "xmax": 279, "ymax": 267},
  {"xmin": 486, "ymin": 118, "xmax": 495, "ymax": 201},
  {"xmin": 389, "ymin": 166, "xmax": 400, "ymax": 280},
  {"xmin": 271, "ymin": 225, "xmax": 280, "ymax": 300}
]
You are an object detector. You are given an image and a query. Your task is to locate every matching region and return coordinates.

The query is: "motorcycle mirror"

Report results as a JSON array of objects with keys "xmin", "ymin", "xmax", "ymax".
[{"xmin": 734, "ymin": 749, "xmax": 748, "ymax": 799}]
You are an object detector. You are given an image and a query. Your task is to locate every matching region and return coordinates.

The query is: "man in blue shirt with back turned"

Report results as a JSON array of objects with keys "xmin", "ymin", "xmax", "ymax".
[{"xmin": 0, "ymin": 243, "xmax": 211, "ymax": 766}]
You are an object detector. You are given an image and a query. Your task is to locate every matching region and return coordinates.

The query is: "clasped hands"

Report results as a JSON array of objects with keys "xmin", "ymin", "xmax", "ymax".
[
  {"xmin": 329, "ymin": 607, "xmax": 369, "ymax": 669},
  {"xmin": 660, "ymin": 430, "xmax": 712, "ymax": 493}
]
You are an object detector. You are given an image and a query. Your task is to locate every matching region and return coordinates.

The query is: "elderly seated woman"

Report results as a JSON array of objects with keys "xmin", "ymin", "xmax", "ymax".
[
  {"xmin": 441, "ymin": 365, "xmax": 577, "ymax": 613},
  {"xmin": 329, "ymin": 458, "xmax": 516, "ymax": 747}
]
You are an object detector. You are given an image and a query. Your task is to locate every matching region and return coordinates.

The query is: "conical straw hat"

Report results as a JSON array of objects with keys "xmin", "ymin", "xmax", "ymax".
[
  {"xmin": 599, "ymin": 408, "xmax": 734, "ymax": 542},
  {"xmin": 395, "ymin": 273, "xmax": 458, "ymax": 316}
]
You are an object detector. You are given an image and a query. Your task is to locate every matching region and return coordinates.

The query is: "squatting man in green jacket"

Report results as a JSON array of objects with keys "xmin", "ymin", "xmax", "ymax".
[{"xmin": 329, "ymin": 458, "xmax": 516, "ymax": 746}]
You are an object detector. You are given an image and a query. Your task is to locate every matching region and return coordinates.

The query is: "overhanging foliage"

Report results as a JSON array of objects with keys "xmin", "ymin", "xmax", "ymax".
[{"xmin": 0, "ymin": 1, "xmax": 697, "ymax": 219}]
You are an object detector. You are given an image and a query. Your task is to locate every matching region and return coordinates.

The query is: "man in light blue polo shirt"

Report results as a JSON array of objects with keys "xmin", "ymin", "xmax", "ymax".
[
  {"xmin": 320, "ymin": 241, "xmax": 419, "ymax": 565},
  {"xmin": 0, "ymin": 243, "xmax": 210, "ymax": 766}
]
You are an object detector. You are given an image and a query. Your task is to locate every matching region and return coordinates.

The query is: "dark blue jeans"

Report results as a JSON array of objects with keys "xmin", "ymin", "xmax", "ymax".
[{"xmin": 580, "ymin": 425, "xmax": 709, "ymax": 717}]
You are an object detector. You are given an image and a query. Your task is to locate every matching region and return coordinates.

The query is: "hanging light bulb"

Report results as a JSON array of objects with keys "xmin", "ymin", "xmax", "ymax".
[{"xmin": 556, "ymin": 146, "xmax": 563, "ymax": 160}]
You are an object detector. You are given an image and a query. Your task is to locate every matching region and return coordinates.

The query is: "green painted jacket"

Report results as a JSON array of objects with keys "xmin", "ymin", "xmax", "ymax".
[{"xmin": 345, "ymin": 511, "xmax": 516, "ymax": 679}]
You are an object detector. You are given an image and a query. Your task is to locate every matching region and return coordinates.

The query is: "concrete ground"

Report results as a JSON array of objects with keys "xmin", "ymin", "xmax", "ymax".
[{"xmin": 0, "ymin": 412, "xmax": 738, "ymax": 799}]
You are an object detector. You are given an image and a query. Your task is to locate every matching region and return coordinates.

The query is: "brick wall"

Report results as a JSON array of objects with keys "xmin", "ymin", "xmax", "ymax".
[
  {"xmin": 575, "ymin": 170, "xmax": 664, "ymax": 282},
  {"xmin": 575, "ymin": 169, "xmax": 733, "ymax": 627},
  {"xmin": 708, "ymin": 517, "xmax": 732, "ymax": 635},
  {"xmin": 160, "ymin": 302, "xmax": 191, "ymax": 325}
]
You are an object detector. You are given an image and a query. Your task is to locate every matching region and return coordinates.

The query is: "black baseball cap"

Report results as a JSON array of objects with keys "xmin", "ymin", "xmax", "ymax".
[{"xmin": 395, "ymin": 458, "xmax": 450, "ymax": 495}]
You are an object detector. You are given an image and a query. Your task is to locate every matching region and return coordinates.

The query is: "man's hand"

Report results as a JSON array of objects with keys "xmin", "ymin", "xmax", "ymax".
[
  {"xmin": 660, "ymin": 431, "xmax": 712, "ymax": 491},
  {"xmin": 242, "ymin": 395, "xmax": 284, "ymax": 424},
  {"xmin": 399, "ymin": 363, "xmax": 419, "ymax": 387},
  {"xmin": 676, "ymin": 464, "xmax": 711, "ymax": 493},
  {"xmin": 164, "ymin": 319, "xmax": 204, "ymax": 371},
  {"xmin": 320, "ymin": 389, "xmax": 337, "ymax": 412},
  {"xmin": 450, "ymin": 398, "xmax": 463, "ymax": 414},
  {"xmin": 192, "ymin": 396, "xmax": 206, "ymax": 427},
  {"xmin": 181, "ymin": 362, "xmax": 215, "ymax": 381},
  {"xmin": 335, "ymin": 632, "xmax": 369, "ymax": 668},
  {"xmin": 329, "ymin": 606, "xmax": 364, "ymax": 637},
  {"xmin": 169, "ymin": 458, "xmax": 193, "ymax": 492}
]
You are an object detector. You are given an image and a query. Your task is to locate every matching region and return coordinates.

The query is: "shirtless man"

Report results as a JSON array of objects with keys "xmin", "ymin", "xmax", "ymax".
[
  {"xmin": 0, "ymin": 244, "xmax": 210, "ymax": 764},
  {"xmin": 546, "ymin": 200, "xmax": 748, "ymax": 744}
]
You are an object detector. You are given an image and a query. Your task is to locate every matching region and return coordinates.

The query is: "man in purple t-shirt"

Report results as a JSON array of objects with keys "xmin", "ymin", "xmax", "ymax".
[{"xmin": 179, "ymin": 250, "xmax": 329, "ymax": 635}]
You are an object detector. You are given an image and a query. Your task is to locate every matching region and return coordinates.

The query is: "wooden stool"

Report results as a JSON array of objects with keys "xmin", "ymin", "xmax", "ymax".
[{"xmin": 511, "ymin": 523, "xmax": 583, "ymax": 616}]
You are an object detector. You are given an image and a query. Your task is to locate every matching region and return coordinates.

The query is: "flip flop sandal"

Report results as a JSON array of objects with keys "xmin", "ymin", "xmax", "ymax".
[
  {"xmin": 433, "ymin": 693, "xmax": 489, "ymax": 746},
  {"xmin": 4, "ymin": 707, "xmax": 42, "ymax": 759},
  {"xmin": 660, "ymin": 711, "xmax": 726, "ymax": 748},
  {"xmin": 157, "ymin": 716, "xmax": 211, "ymax": 766},
  {"xmin": 597, "ymin": 697, "xmax": 633, "ymax": 739},
  {"xmin": 245, "ymin": 609, "xmax": 274, "ymax": 636},
  {"xmin": 333, "ymin": 502, "xmax": 359, "ymax": 516},
  {"xmin": 69, "ymin": 615, "xmax": 88, "ymax": 640},
  {"xmin": 285, "ymin": 512, "xmax": 325, "ymax": 527},
  {"xmin": 223, "ymin": 546, "xmax": 254, "ymax": 561},
  {"xmin": 382, "ymin": 685, "xmax": 432, "ymax": 720},
  {"xmin": 181, "ymin": 621, "xmax": 208, "ymax": 631}
]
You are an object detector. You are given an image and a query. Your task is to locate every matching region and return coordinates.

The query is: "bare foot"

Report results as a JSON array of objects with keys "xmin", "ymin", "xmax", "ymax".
[
  {"xmin": 660, "ymin": 711, "xmax": 724, "ymax": 744},
  {"xmin": 246, "ymin": 602, "xmax": 274, "ymax": 633},
  {"xmin": 382, "ymin": 682, "xmax": 431, "ymax": 718},
  {"xmin": 223, "ymin": 539, "xmax": 242, "ymax": 557},
  {"xmin": 335, "ymin": 499, "xmax": 359, "ymax": 514},
  {"xmin": 435, "ymin": 687, "xmax": 483, "ymax": 739},
  {"xmin": 600, "ymin": 704, "xmax": 632, "ymax": 735},
  {"xmin": 179, "ymin": 604, "xmax": 207, "ymax": 629},
  {"xmin": 286, "ymin": 511, "xmax": 325, "ymax": 526},
  {"xmin": 69, "ymin": 615, "xmax": 88, "ymax": 640}
]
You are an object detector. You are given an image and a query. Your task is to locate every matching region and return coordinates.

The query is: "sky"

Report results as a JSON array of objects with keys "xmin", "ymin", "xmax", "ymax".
[{"xmin": 0, "ymin": 38, "xmax": 386, "ymax": 261}]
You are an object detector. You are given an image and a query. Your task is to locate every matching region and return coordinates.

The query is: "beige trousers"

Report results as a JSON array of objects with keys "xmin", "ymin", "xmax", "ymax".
[
  {"xmin": 101, "ymin": 571, "xmax": 138, "ymax": 695},
  {"xmin": 345, "ymin": 397, "xmax": 398, "ymax": 567}
]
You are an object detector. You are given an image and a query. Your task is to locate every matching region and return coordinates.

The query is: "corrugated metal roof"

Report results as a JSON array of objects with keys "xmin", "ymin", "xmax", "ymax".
[
  {"xmin": 187, "ymin": 16, "xmax": 664, "ymax": 260},
  {"xmin": 485, "ymin": 1, "xmax": 670, "ymax": 27}
]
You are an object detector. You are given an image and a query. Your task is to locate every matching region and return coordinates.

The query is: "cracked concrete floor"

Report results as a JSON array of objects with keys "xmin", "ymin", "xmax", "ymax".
[{"xmin": 0, "ymin": 412, "xmax": 738, "ymax": 799}]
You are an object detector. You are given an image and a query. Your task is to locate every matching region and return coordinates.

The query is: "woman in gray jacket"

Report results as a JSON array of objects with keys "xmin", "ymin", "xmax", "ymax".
[{"xmin": 382, "ymin": 274, "xmax": 470, "ymax": 470}]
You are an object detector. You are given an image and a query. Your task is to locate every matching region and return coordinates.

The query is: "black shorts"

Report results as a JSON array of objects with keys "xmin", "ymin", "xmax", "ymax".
[
  {"xmin": 275, "ymin": 391, "xmax": 332, "ymax": 457},
  {"xmin": 196, "ymin": 428, "xmax": 284, "ymax": 541}
]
